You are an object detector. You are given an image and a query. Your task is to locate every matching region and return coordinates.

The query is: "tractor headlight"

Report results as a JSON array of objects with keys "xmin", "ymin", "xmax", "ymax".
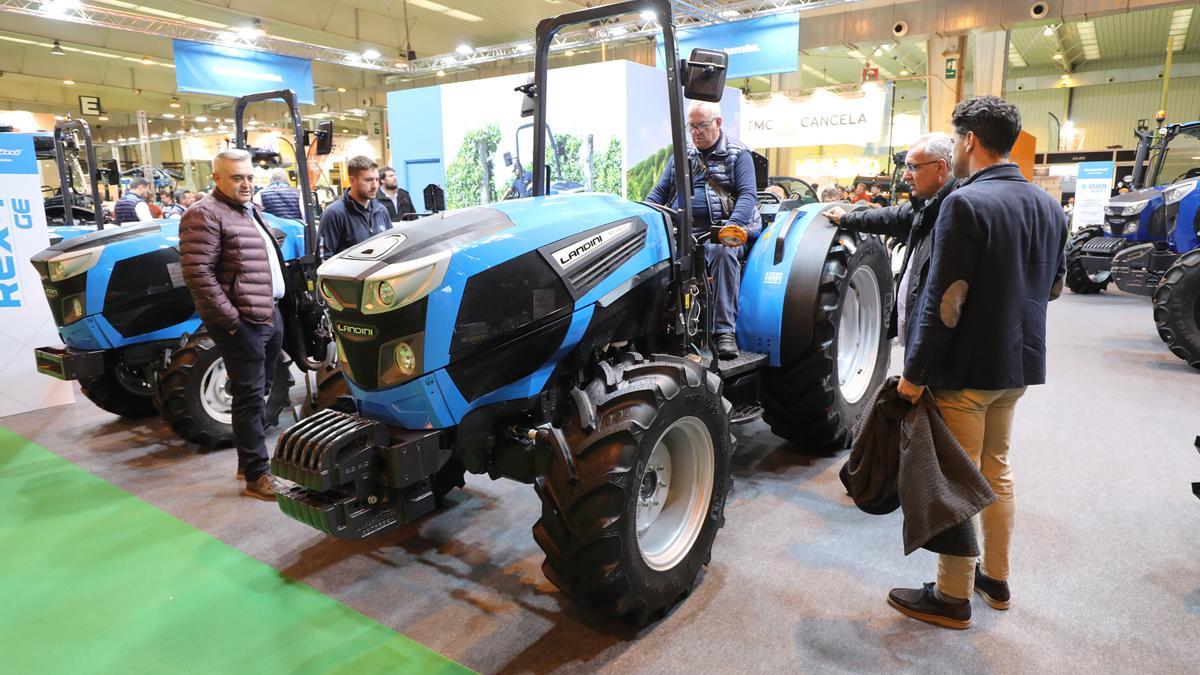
[
  {"xmin": 62, "ymin": 293, "xmax": 86, "ymax": 325},
  {"xmin": 393, "ymin": 342, "xmax": 416, "ymax": 376},
  {"xmin": 1164, "ymin": 179, "xmax": 1198, "ymax": 205},
  {"xmin": 1122, "ymin": 221, "xmax": 1140, "ymax": 236},
  {"xmin": 360, "ymin": 250, "xmax": 452, "ymax": 316},
  {"xmin": 1115, "ymin": 200, "xmax": 1150, "ymax": 217},
  {"xmin": 47, "ymin": 247, "xmax": 104, "ymax": 282}
]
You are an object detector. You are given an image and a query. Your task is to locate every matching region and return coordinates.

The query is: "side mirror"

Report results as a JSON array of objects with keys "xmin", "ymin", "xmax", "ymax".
[
  {"xmin": 681, "ymin": 48, "xmax": 728, "ymax": 102},
  {"xmin": 315, "ymin": 120, "xmax": 334, "ymax": 156},
  {"xmin": 102, "ymin": 159, "xmax": 120, "ymax": 185},
  {"xmin": 516, "ymin": 80, "xmax": 536, "ymax": 118},
  {"xmin": 749, "ymin": 151, "xmax": 769, "ymax": 190},
  {"xmin": 504, "ymin": 151, "xmax": 513, "ymax": 167}
]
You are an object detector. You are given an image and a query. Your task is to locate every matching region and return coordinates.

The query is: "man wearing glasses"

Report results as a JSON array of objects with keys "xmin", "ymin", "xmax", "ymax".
[
  {"xmin": 826, "ymin": 132, "xmax": 957, "ymax": 347},
  {"xmin": 646, "ymin": 100, "xmax": 761, "ymax": 359}
]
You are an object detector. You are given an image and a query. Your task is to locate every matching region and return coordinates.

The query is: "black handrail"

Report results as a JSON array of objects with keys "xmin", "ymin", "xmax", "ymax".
[{"xmin": 52, "ymin": 119, "xmax": 103, "ymax": 230}]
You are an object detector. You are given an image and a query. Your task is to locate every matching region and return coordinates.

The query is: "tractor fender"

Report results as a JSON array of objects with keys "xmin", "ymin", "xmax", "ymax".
[{"xmin": 737, "ymin": 203, "xmax": 851, "ymax": 367}]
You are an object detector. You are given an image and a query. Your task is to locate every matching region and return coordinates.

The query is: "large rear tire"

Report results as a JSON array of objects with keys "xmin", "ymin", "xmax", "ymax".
[
  {"xmin": 533, "ymin": 353, "xmax": 733, "ymax": 625},
  {"xmin": 1065, "ymin": 225, "xmax": 1111, "ymax": 294},
  {"xmin": 762, "ymin": 231, "xmax": 892, "ymax": 451},
  {"xmin": 1153, "ymin": 249, "xmax": 1200, "ymax": 369},
  {"xmin": 154, "ymin": 333, "xmax": 293, "ymax": 449},
  {"xmin": 79, "ymin": 365, "xmax": 157, "ymax": 418}
]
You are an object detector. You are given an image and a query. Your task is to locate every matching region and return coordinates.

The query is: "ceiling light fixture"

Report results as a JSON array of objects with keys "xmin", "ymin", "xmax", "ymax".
[
  {"xmin": 337, "ymin": 86, "xmax": 346, "ymax": 93},
  {"xmin": 564, "ymin": 49, "xmax": 575, "ymax": 56},
  {"xmin": 720, "ymin": 9, "xmax": 738, "ymax": 18},
  {"xmin": 455, "ymin": 44, "xmax": 473, "ymax": 56},
  {"xmin": 40, "ymin": 0, "xmax": 81, "ymax": 18},
  {"xmin": 141, "ymin": 55, "xmax": 152, "ymax": 65},
  {"xmin": 195, "ymin": 115, "xmax": 207, "ymax": 122},
  {"xmin": 640, "ymin": 9, "xmax": 656, "ymax": 21},
  {"xmin": 169, "ymin": 96, "xmax": 181, "ymax": 108},
  {"xmin": 62, "ymin": 78, "xmax": 75, "ymax": 85},
  {"xmin": 1043, "ymin": 24, "xmax": 1055, "ymax": 36},
  {"xmin": 436, "ymin": 69, "xmax": 446, "ymax": 77},
  {"xmin": 50, "ymin": 40, "xmax": 65, "ymax": 56},
  {"xmin": 609, "ymin": 26, "xmax": 628, "ymax": 37},
  {"xmin": 162, "ymin": 113, "xmax": 176, "ymax": 119},
  {"xmin": 236, "ymin": 19, "xmax": 265, "ymax": 39},
  {"xmin": 899, "ymin": 69, "xmax": 909, "ymax": 76},
  {"xmin": 98, "ymin": 113, "xmax": 108, "ymax": 121},
  {"xmin": 1052, "ymin": 52, "xmax": 1064, "ymax": 60},
  {"xmin": 363, "ymin": 48, "xmax": 381, "ymax": 60}
]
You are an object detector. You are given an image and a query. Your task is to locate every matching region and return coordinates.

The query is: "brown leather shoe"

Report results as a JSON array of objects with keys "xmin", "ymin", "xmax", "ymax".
[
  {"xmin": 975, "ymin": 564, "xmax": 1011, "ymax": 610},
  {"xmin": 887, "ymin": 583, "xmax": 971, "ymax": 629},
  {"xmin": 243, "ymin": 474, "xmax": 277, "ymax": 501}
]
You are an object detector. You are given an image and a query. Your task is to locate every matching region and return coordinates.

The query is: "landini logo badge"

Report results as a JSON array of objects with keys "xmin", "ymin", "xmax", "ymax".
[{"xmin": 336, "ymin": 322, "xmax": 375, "ymax": 338}]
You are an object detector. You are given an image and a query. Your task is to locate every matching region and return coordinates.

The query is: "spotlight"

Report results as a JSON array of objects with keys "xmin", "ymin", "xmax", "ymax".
[
  {"xmin": 337, "ymin": 86, "xmax": 346, "ymax": 93},
  {"xmin": 436, "ymin": 69, "xmax": 446, "ymax": 77},
  {"xmin": 363, "ymin": 48, "xmax": 381, "ymax": 60},
  {"xmin": 50, "ymin": 40, "xmax": 65, "ymax": 56},
  {"xmin": 169, "ymin": 96, "xmax": 181, "ymax": 108},
  {"xmin": 639, "ymin": 9, "xmax": 656, "ymax": 21},
  {"xmin": 455, "ymin": 44, "xmax": 473, "ymax": 56},
  {"xmin": 1043, "ymin": 25, "xmax": 1055, "ymax": 37},
  {"xmin": 62, "ymin": 78, "xmax": 75, "ymax": 85}
]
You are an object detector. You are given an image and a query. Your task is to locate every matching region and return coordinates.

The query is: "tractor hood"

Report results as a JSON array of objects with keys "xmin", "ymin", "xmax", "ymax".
[
  {"xmin": 1103, "ymin": 187, "xmax": 1162, "ymax": 218},
  {"xmin": 317, "ymin": 193, "xmax": 668, "ymax": 396},
  {"xmin": 31, "ymin": 220, "xmax": 163, "ymax": 259}
]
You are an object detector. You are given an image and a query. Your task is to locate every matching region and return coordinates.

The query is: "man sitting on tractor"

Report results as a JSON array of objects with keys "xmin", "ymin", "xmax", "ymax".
[{"xmin": 646, "ymin": 100, "xmax": 761, "ymax": 359}]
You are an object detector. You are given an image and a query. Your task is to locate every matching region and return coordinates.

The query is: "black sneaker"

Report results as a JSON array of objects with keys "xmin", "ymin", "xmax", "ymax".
[
  {"xmin": 714, "ymin": 332, "xmax": 739, "ymax": 360},
  {"xmin": 974, "ymin": 564, "xmax": 1011, "ymax": 610},
  {"xmin": 887, "ymin": 582, "xmax": 971, "ymax": 629}
]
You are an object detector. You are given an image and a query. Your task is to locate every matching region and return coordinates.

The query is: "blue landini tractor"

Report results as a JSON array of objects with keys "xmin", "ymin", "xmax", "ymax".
[
  {"xmin": 1150, "ymin": 123, "xmax": 1200, "ymax": 368},
  {"xmin": 32, "ymin": 91, "xmax": 338, "ymax": 445},
  {"xmin": 271, "ymin": 0, "xmax": 892, "ymax": 624}
]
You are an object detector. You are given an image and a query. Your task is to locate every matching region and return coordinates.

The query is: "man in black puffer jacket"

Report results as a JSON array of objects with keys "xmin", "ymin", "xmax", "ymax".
[{"xmin": 827, "ymin": 132, "xmax": 957, "ymax": 348}]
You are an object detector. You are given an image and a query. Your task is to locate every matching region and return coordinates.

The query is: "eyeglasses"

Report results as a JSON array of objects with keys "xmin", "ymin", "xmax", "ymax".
[
  {"xmin": 686, "ymin": 120, "xmax": 716, "ymax": 131},
  {"xmin": 904, "ymin": 159, "xmax": 941, "ymax": 172}
]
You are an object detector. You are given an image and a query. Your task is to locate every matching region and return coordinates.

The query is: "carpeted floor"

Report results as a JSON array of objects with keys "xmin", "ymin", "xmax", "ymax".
[{"xmin": 3, "ymin": 288, "xmax": 1198, "ymax": 673}]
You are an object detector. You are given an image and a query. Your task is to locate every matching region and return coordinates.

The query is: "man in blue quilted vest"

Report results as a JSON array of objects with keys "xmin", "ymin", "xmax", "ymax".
[{"xmin": 647, "ymin": 100, "xmax": 761, "ymax": 359}]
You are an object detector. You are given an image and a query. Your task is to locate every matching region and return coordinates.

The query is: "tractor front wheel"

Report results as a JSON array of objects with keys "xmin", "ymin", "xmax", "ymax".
[
  {"xmin": 1065, "ymin": 225, "xmax": 1111, "ymax": 294},
  {"xmin": 79, "ymin": 364, "xmax": 158, "ymax": 418},
  {"xmin": 1153, "ymin": 249, "xmax": 1200, "ymax": 369},
  {"xmin": 533, "ymin": 353, "xmax": 733, "ymax": 625}
]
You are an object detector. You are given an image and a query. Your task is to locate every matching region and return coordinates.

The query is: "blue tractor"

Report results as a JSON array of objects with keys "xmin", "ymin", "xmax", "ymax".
[
  {"xmin": 1065, "ymin": 116, "xmax": 1174, "ymax": 294},
  {"xmin": 31, "ymin": 91, "xmax": 339, "ymax": 445},
  {"xmin": 270, "ymin": 0, "xmax": 893, "ymax": 624},
  {"xmin": 1150, "ymin": 124, "xmax": 1200, "ymax": 368}
]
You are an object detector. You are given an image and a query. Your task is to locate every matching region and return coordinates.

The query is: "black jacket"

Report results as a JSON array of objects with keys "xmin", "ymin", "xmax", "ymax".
[
  {"xmin": 840, "ymin": 377, "xmax": 996, "ymax": 556},
  {"xmin": 904, "ymin": 163, "xmax": 1068, "ymax": 390},
  {"xmin": 376, "ymin": 188, "xmax": 415, "ymax": 222},
  {"xmin": 840, "ymin": 177, "xmax": 957, "ymax": 342},
  {"xmin": 317, "ymin": 190, "xmax": 393, "ymax": 260}
]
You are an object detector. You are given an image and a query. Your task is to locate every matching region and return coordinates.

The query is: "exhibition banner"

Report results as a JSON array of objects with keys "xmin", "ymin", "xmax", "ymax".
[
  {"xmin": 657, "ymin": 12, "xmax": 799, "ymax": 79},
  {"xmin": 0, "ymin": 133, "xmax": 75, "ymax": 415},
  {"xmin": 173, "ymin": 40, "xmax": 315, "ymax": 105},
  {"xmin": 1073, "ymin": 161, "xmax": 1115, "ymax": 231},
  {"xmin": 740, "ymin": 87, "xmax": 888, "ymax": 148}
]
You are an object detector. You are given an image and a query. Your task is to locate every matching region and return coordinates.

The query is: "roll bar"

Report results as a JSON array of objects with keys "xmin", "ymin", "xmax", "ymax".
[
  {"xmin": 233, "ymin": 89, "xmax": 317, "ymax": 258},
  {"xmin": 52, "ymin": 119, "xmax": 104, "ymax": 230}
]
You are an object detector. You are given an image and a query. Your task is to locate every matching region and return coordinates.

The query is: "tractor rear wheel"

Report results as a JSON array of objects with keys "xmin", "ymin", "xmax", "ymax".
[
  {"xmin": 79, "ymin": 364, "xmax": 158, "ymax": 418},
  {"xmin": 154, "ymin": 333, "xmax": 293, "ymax": 449},
  {"xmin": 533, "ymin": 353, "xmax": 733, "ymax": 625},
  {"xmin": 1153, "ymin": 249, "xmax": 1200, "ymax": 369},
  {"xmin": 762, "ymin": 231, "xmax": 892, "ymax": 451},
  {"xmin": 1065, "ymin": 225, "xmax": 1111, "ymax": 294}
]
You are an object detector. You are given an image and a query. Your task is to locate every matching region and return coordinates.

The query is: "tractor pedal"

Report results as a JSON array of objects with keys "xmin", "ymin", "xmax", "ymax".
[{"xmin": 730, "ymin": 404, "xmax": 764, "ymax": 426}]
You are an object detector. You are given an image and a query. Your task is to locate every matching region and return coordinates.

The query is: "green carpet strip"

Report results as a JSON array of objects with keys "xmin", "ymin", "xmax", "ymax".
[{"xmin": 0, "ymin": 427, "xmax": 471, "ymax": 674}]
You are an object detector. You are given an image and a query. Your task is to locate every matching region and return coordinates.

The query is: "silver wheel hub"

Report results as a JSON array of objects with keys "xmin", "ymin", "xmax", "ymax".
[
  {"xmin": 837, "ymin": 264, "xmax": 883, "ymax": 405},
  {"xmin": 199, "ymin": 359, "xmax": 234, "ymax": 425},
  {"xmin": 636, "ymin": 416, "xmax": 715, "ymax": 572}
]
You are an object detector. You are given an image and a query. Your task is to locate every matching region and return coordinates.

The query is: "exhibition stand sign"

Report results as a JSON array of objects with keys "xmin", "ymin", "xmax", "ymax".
[
  {"xmin": 740, "ymin": 86, "xmax": 888, "ymax": 148},
  {"xmin": 0, "ymin": 133, "xmax": 74, "ymax": 416},
  {"xmin": 173, "ymin": 40, "xmax": 315, "ymax": 105},
  {"xmin": 657, "ymin": 12, "xmax": 799, "ymax": 79},
  {"xmin": 1073, "ymin": 161, "xmax": 1115, "ymax": 232},
  {"xmin": 386, "ymin": 60, "xmax": 742, "ymax": 209}
]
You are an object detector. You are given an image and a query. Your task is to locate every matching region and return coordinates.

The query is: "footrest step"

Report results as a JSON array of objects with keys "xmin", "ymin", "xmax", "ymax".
[{"xmin": 730, "ymin": 404, "xmax": 764, "ymax": 426}]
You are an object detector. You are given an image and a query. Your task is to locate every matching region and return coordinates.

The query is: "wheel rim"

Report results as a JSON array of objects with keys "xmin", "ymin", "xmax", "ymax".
[
  {"xmin": 114, "ymin": 365, "xmax": 154, "ymax": 396},
  {"xmin": 199, "ymin": 358, "xmax": 234, "ymax": 425},
  {"xmin": 837, "ymin": 265, "xmax": 883, "ymax": 405},
  {"xmin": 636, "ymin": 416, "xmax": 715, "ymax": 572}
]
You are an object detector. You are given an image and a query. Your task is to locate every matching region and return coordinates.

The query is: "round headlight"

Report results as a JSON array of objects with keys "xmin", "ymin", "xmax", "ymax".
[
  {"xmin": 394, "ymin": 342, "xmax": 416, "ymax": 376},
  {"xmin": 1123, "ymin": 222, "xmax": 1139, "ymax": 236},
  {"xmin": 377, "ymin": 281, "xmax": 396, "ymax": 306},
  {"xmin": 320, "ymin": 280, "xmax": 334, "ymax": 301}
]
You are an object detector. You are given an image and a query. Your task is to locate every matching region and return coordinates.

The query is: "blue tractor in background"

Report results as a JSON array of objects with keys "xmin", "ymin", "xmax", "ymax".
[
  {"xmin": 1064, "ymin": 115, "xmax": 1175, "ymax": 294},
  {"xmin": 270, "ymin": 0, "xmax": 893, "ymax": 625},
  {"xmin": 32, "ymin": 91, "xmax": 339, "ymax": 446}
]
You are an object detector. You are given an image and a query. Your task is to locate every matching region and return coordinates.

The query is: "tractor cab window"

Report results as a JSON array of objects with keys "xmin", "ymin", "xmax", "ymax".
[{"xmin": 1152, "ymin": 127, "xmax": 1200, "ymax": 185}]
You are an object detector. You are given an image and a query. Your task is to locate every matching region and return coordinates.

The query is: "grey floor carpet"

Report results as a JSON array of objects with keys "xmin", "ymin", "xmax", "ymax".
[{"xmin": 5, "ymin": 288, "xmax": 1199, "ymax": 674}]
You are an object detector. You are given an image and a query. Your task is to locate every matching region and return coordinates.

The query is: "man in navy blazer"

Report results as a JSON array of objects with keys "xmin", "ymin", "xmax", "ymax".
[{"xmin": 888, "ymin": 96, "xmax": 1068, "ymax": 630}]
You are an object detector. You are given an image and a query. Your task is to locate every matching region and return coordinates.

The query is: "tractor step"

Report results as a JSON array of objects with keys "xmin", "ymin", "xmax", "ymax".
[
  {"xmin": 714, "ymin": 350, "xmax": 769, "ymax": 379},
  {"xmin": 730, "ymin": 404, "xmax": 764, "ymax": 425}
]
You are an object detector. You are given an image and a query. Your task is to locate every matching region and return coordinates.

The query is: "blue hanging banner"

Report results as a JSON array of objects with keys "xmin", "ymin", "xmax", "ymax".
[
  {"xmin": 173, "ymin": 40, "xmax": 315, "ymax": 105},
  {"xmin": 657, "ymin": 12, "xmax": 799, "ymax": 80}
]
